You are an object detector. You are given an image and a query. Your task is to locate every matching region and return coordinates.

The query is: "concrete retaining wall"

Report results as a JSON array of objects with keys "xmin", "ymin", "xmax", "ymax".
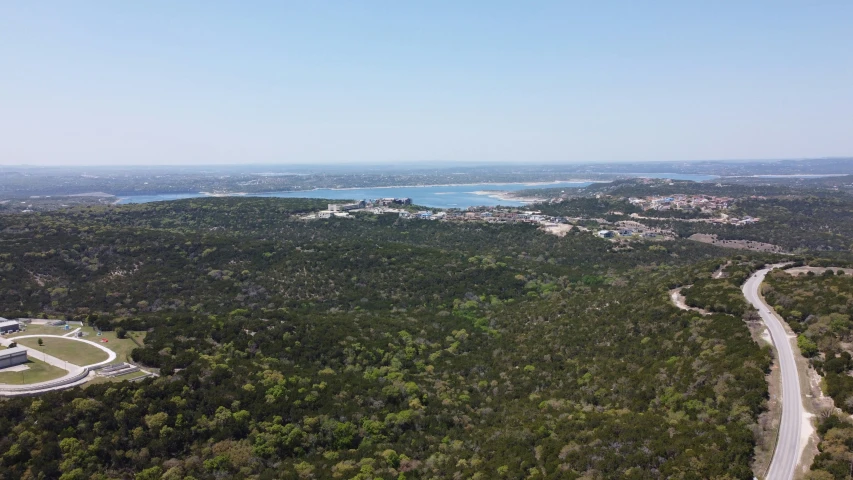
[{"xmin": 0, "ymin": 368, "xmax": 90, "ymax": 394}]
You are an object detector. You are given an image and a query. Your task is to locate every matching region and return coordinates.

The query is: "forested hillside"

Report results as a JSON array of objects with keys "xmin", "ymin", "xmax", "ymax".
[
  {"xmin": 764, "ymin": 270, "xmax": 853, "ymax": 478},
  {"xmin": 677, "ymin": 197, "xmax": 853, "ymax": 252},
  {"xmin": 681, "ymin": 260, "xmax": 762, "ymax": 316},
  {"xmin": 0, "ymin": 199, "xmax": 775, "ymax": 479}
]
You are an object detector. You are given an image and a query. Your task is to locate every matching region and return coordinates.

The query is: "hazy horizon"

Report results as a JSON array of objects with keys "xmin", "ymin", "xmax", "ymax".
[
  {"xmin": 3, "ymin": 157, "xmax": 852, "ymax": 171},
  {"xmin": 2, "ymin": 1, "xmax": 852, "ymax": 167}
]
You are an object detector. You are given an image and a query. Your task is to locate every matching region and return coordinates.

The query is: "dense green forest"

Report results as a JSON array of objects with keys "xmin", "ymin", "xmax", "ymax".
[
  {"xmin": 0, "ymin": 197, "xmax": 788, "ymax": 478},
  {"xmin": 763, "ymin": 270, "xmax": 853, "ymax": 479},
  {"xmin": 681, "ymin": 260, "xmax": 762, "ymax": 317}
]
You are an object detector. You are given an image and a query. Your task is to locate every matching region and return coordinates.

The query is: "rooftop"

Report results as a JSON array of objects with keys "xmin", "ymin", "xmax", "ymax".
[{"xmin": 0, "ymin": 346, "xmax": 28, "ymax": 358}]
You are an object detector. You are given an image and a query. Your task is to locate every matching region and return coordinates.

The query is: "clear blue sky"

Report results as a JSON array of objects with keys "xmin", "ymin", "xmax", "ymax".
[{"xmin": 1, "ymin": 1, "xmax": 851, "ymax": 166}]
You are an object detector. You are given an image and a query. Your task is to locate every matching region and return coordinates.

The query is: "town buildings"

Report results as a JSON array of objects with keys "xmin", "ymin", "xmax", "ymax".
[
  {"xmin": 328, "ymin": 201, "xmax": 366, "ymax": 212},
  {"xmin": 628, "ymin": 194, "xmax": 733, "ymax": 213}
]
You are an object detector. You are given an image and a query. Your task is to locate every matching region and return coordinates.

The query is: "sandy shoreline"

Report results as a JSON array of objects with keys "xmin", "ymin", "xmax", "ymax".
[
  {"xmin": 470, "ymin": 190, "xmax": 547, "ymax": 203},
  {"xmin": 199, "ymin": 191, "xmax": 249, "ymax": 197}
]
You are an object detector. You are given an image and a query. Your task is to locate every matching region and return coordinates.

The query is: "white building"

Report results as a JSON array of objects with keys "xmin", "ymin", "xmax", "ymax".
[
  {"xmin": 328, "ymin": 201, "xmax": 365, "ymax": 212},
  {"xmin": 0, "ymin": 319, "xmax": 21, "ymax": 334},
  {"xmin": 0, "ymin": 346, "xmax": 27, "ymax": 369}
]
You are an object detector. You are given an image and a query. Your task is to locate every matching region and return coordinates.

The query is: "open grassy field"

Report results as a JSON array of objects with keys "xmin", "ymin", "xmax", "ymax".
[
  {"xmin": 0, "ymin": 357, "xmax": 67, "ymax": 385},
  {"xmin": 76, "ymin": 326, "xmax": 145, "ymax": 364},
  {"xmin": 16, "ymin": 337, "xmax": 109, "ymax": 366}
]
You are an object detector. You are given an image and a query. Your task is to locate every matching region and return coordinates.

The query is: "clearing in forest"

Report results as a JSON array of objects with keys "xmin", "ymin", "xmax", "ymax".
[
  {"xmin": 15, "ymin": 337, "xmax": 109, "ymax": 366},
  {"xmin": 0, "ymin": 357, "xmax": 67, "ymax": 385}
]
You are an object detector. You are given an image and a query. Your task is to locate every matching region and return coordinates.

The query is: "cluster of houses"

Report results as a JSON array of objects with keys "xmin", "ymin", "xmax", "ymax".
[
  {"xmin": 311, "ymin": 198, "xmax": 412, "ymax": 219},
  {"xmin": 393, "ymin": 208, "xmax": 672, "ymax": 240},
  {"xmin": 308, "ymin": 201, "xmax": 567, "ymax": 225},
  {"xmin": 722, "ymin": 216, "xmax": 759, "ymax": 226},
  {"xmin": 597, "ymin": 229, "xmax": 658, "ymax": 239},
  {"xmin": 628, "ymin": 194, "xmax": 734, "ymax": 213},
  {"xmin": 399, "ymin": 208, "xmax": 562, "ymax": 224},
  {"xmin": 375, "ymin": 197, "xmax": 412, "ymax": 206},
  {"xmin": 306, "ymin": 202, "xmax": 674, "ymax": 239}
]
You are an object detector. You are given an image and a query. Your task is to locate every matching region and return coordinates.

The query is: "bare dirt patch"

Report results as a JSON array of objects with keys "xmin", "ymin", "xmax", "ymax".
[
  {"xmin": 688, "ymin": 234, "xmax": 786, "ymax": 253},
  {"xmin": 712, "ymin": 261, "xmax": 731, "ymax": 279},
  {"xmin": 669, "ymin": 287, "xmax": 711, "ymax": 316},
  {"xmin": 540, "ymin": 224, "xmax": 574, "ymax": 237}
]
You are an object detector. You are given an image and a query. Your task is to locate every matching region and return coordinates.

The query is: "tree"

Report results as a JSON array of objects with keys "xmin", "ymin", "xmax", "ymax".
[
  {"xmin": 37, "ymin": 338, "xmax": 43, "ymax": 347},
  {"xmin": 115, "ymin": 327, "xmax": 127, "ymax": 339},
  {"xmin": 797, "ymin": 335, "xmax": 818, "ymax": 357},
  {"xmin": 135, "ymin": 466, "xmax": 163, "ymax": 480}
]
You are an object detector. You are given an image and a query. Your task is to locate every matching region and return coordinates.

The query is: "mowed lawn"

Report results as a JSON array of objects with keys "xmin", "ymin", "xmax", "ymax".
[
  {"xmin": 16, "ymin": 337, "xmax": 109, "ymax": 366},
  {"xmin": 77, "ymin": 327, "xmax": 145, "ymax": 365},
  {"xmin": 6, "ymin": 324, "xmax": 67, "ymax": 338},
  {"xmin": 0, "ymin": 357, "xmax": 67, "ymax": 385}
]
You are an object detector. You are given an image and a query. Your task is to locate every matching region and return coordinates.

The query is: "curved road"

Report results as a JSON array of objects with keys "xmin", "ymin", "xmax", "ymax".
[
  {"xmin": 0, "ymin": 334, "xmax": 117, "ymax": 395},
  {"xmin": 2, "ymin": 334, "xmax": 116, "ymax": 367},
  {"xmin": 743, "ymin": 265, "xmax": 802, "ymax": 480}
]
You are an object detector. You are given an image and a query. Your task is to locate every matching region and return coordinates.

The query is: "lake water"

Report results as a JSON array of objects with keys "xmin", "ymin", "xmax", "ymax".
[
  {"xmin": 116, "ymin": 174, "xmax": 718, "ymax": 209},
  {"xmin": 118, "ymin": 182, "xmax": 590, "ymax": 208}
]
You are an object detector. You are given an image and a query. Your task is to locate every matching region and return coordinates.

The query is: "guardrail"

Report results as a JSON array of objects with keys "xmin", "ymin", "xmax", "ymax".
[
  {"xmin": 0, "ymin": 368, "xmax": 90, "ymax": 393},
  {"xmin": 98, "ymin": 363, "xmax": 128, "ymax": 373},
  {"xmin": 101, "ymin": 366, "xmax": 139, "ymax": 378}
]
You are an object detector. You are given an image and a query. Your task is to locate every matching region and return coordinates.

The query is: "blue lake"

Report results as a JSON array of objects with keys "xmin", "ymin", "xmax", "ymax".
[
  {"xmin": 118, "ymin": 182, "xmax": 590, "ymax": 208},
  {"xmin": 116, "ymin": 174, "xmax": 718, "ymax": 209}
]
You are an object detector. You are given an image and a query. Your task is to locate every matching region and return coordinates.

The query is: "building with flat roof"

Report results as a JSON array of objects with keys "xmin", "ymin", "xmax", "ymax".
[
  {"xmin": 377, "ymin": 197, "xmax": 411, "ymax": 206},
  {"xmin": 328, "ymin": 201, "xmax": 365, "ymax": 212},
  {"xmin": 0, "ymin": 319, "xmax": 21, "ymax": 334},
  {"xmin": 0, "ymin": 346, "xmax": 28, "ymax": 369}
]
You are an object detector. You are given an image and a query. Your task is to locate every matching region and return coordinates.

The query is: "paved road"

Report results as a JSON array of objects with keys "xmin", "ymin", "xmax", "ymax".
[
  {"xmin": 0, "ymin": 340, "xmax": 84, "ymax": 373},
  {"xmin": 2, "ymin": 334, "xmax": 116, "ymax": 367},
  {"xmin": 743, "ymin": 265, "xmax": 802, "ymax": 480},
  {"xmin": 0, "ymin": 334, "xmax": 117, "ymax": 395}
]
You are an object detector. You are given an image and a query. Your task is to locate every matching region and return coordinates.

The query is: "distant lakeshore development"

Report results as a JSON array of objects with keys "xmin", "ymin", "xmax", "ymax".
[{"xmin": 116, "ymin": 181, "xmax": 595, "ymax": 208}]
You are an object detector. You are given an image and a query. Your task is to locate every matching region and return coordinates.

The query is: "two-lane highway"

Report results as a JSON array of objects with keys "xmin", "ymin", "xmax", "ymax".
[{"xmin": 743, "ymin": 265, "xmax": 802, "ymax": 480}]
